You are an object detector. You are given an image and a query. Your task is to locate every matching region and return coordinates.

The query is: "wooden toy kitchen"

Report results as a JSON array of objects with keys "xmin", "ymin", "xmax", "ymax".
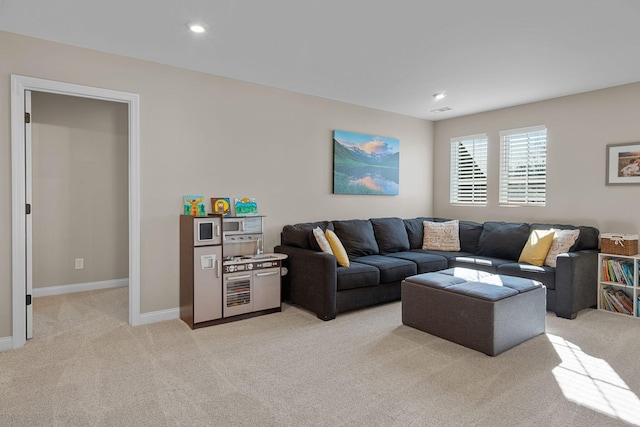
[{"xmin": 179, "ymin": 214, "xmax": 287, "ymax": 329}]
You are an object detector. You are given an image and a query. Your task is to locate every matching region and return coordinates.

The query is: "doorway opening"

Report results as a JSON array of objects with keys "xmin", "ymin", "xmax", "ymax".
[
  {"xmin": 30, "ymin": 92, "xmax": 130, "ymax": 332},
  {"xmin": 11, "ymin": 75, "xmax": 141, "ymax": 349}
]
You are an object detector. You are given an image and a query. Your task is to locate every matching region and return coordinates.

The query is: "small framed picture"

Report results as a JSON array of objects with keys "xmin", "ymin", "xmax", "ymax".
[
  {"xmin": 606, "ymin": 142, "xmax": 640, "ymax": 185},
  {"xmin": 211, "ymin": 197, "xmax": 232, "ymax": 216},
  {"xmin": 234, "ymin": 198, "xmax": 258, "ymax": 216},
  {"xmin": 183, "ymin": 195, "xmax": 205, "ymax": 216}
]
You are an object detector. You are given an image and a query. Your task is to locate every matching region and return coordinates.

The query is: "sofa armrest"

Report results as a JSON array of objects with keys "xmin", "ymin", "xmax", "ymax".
[
  {"xmin": 274, "ymin": 245, "xmax": 338, "ymax": 321},
  {"xmin": 554, "ymin": 250, "xmax": 598, "ymax": 319}
]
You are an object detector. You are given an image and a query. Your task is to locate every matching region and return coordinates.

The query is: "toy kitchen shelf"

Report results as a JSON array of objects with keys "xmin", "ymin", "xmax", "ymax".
[{"xmin": 597, "ymin": 252, "xmax": 640, "ymax": 318}]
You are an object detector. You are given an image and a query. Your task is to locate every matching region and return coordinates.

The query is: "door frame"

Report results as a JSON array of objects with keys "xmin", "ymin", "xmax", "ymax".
[{"xmin": 10, "ymin": 75, "xmax": 141, "ymax": 349}]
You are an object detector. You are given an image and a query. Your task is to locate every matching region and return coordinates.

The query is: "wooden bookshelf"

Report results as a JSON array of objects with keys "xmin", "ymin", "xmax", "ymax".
[{"xmin": 597, "ymin": 253, "xmax": 640, "ymax": 318}]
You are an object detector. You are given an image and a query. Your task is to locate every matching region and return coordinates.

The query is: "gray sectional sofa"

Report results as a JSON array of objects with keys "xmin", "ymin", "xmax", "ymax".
[{"xmin": 274, "ymin": 217, "xmax": 599, "ymax": 321}]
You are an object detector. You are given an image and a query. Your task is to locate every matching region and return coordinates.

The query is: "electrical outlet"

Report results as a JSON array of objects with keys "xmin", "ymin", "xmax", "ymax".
[{"xmin": 75, "ymin": 258, "xmax": 84, "ymax": 270}]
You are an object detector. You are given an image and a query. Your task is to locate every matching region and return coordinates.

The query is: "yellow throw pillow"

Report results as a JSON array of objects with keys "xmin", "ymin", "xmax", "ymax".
[
  {"xmin": 519, "ymin": 229, "xmax": 555, "ymax": 266},
  {"xmin": 325, "ymin": 229, "xmax": 350, "ymax": 267}
]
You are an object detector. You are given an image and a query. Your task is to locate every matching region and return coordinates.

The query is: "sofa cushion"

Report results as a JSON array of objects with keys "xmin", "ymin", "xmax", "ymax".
[
  {"xmin": 404, "ymin": 217, "xmax": 432, "ymax": 249},
  {"xmin": 531, "ymin": 223, "xmax": 598, "ymax": 251},
  {"xmin": 333, "ymin": 219, "xmax": 379, "ymax": 257},
  {"xmin": 336, "ymin": 262, "xmax": 380, "ymax": 291},
  {"xmin": 459, "ymin": 220, "xmax": 484, "ymax": 253},
  {"xmin": 497, "ymin": 262, "xmax": 556, "ymax": 290},
  {"xmin": 326, "ymin": 229, "xmax": 349, "ymax": 267},
  {"xmin": 281, "ymin": 221, "xmax": 333, "ymax": 250},
  {"xmin": 352, "ymin": 255, "xmax": 417, "ymax": 283},
  {"xmin": 386, "ymin": 251, "xmax": 448, "ymax": 274},
  {"xmin": 448, "ymin": 255, "xmax": 513, "ymax": 274},
  {"xmin": 370, "ymin": 217, "xmax": 410, "ymax": 253},
  {"xmin": 477, "ymin": 222, "xmax": 530, "ymax": 261},
  {"xmin": 422, "ymin": 220, "xmax": 461, "ymax": 251},
  {"xmin": 412, "ymin": 249, "xmax": 476, "ymax": 262}
]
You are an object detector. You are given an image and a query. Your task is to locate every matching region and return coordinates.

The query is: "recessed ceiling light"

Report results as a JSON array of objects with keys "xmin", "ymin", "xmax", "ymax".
[
  {"xmin": 433, "ymin": 92, "xmax": 447, "ymax": 101},
  {"xmin": 430, "ymin": 106, "xmax": 452, "ymax": 113},
  {"xmin": 187, "ymin": 23, "xmax": 207, "ymax": 34}
]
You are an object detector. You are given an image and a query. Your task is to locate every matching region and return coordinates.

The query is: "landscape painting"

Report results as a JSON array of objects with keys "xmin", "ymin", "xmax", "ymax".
[{"xmin": 333, "ymin": 130, "xmax": 399, "ymax": 195}]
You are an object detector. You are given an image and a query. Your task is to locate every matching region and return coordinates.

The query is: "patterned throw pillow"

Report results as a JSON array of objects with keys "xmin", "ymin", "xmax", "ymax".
[
  {"xmin": 422, "ymin": 220, "xmax": 461, "ymax": 251},
  {"xmin": 544, "ymin": 229, "xmax": 580, "ymax": 267},
  {"xmin": 312, "ymin": 227, "xmax": 333, "ymax": 254}
]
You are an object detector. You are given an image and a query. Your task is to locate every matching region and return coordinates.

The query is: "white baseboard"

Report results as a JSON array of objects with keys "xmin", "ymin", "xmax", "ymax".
[
  {"xmin": 0, "ymin": 336, "xmax": 14, "ymax": 352},
  {"xmin": 33, "ymin": 278, "xmax": 129, "ymax": 298},
  {"xmin": 138, "ymin": 307, "xmax": 180, "ymax": 325}
]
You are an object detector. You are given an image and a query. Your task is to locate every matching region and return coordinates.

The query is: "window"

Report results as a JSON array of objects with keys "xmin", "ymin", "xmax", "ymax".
[
  {"xmin": 499, "ymin": 125, "xmax": 547, "ymax": 206},
  {"xmin": 450, "ymin": 134, "xmax": 488, "ymax": 205}
]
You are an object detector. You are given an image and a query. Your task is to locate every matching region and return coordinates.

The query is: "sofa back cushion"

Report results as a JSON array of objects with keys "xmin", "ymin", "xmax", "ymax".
[
  {"xmin": 370, "ymin": 217, "xmax": 410, "ymax": 253},
  {"xmin": 333, "ymin": 219, "xmax": 379, "ymax": 257},
  {"xmin": 531, "ymin": 223, "xmax": 599, "ymax": 251},
  {"xmin": 458, "ymin": 220, "xmax": 484, "ymax": 253},
  {"xmin": 477, "ymin": 221, "xmax": 531, "ymax": 261},
  {"xmin": 404, "ymin": 217, "xmax": 433, "ymax": 249},
  {"xmin": 281, "ymin": 221, "xmax": 334, "ymax": 251}
]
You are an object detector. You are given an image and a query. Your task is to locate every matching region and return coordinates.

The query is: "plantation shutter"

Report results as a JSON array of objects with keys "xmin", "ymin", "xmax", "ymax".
[
  {"xmin": 450, "ymin": 134, "xmax": 488, "ymax": 205},
  {"xmin": 499, "ymin": 125, "xmax": 547, "ymax": 206}
]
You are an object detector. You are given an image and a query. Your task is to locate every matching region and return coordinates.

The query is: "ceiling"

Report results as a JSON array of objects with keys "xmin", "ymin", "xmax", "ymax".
[{"xmin": 1, "ymin": 0, "xmax": 639, "ymax": 121}]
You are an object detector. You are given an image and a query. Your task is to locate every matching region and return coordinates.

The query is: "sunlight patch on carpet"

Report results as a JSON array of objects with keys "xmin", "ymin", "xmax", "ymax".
[{"xmin": 549, "ymin": 333, "xmax": 640, "ymax": 426}]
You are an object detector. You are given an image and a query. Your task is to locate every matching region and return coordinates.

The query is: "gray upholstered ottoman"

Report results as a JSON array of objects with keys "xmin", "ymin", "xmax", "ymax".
[{"xmin": 402, "ymin": 267, "xmax": 546, "ymax": 356}]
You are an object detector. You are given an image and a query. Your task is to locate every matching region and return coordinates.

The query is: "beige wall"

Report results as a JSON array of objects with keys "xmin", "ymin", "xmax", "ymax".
[
  {"xmin": 31, "ymin": 92, "xmax": 129, "ymax": 288},
  {"xmin": 0, "ymin": 31, "xmax": 434, "ymax": 337},
  {"xmin": 433, "ymin": 82, "xmax": 640, "ymax": 232}
]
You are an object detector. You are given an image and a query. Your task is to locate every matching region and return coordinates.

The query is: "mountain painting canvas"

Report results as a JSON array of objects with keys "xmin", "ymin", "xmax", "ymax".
[{"xmin": 333, "ymin": 130, "xmax": 399, "ymax": 195}]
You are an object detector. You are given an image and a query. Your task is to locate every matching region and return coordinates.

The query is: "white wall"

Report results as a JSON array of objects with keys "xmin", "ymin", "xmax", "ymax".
[
  {"xmin": 433, "ymin": 82, "xmax": 640, "ymax": 233},
  {"xmin": 0, "ymin": 30, "xmax": 434, "ymax": 336}
]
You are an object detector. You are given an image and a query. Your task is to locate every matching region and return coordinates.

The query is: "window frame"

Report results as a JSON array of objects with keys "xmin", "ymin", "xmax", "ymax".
[
  {"xmin": 498, "ymin": 125, "xmax": 547, "ymax": 207},
  {"xmin": 450, "ymin": 133, "xmax": 488, "ymax": 206}
]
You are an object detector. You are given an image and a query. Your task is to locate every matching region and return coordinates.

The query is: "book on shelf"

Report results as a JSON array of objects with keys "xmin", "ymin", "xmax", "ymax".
[
  {"xmin": 621, "ymin": 261, "xmax": 635, "ymax": 285},
  {"xmin": 601, "ymin": 286, "xmax": 633, "ymax": 315},
  {"xmin": 609, "ymin": 289, "xmax": 629, "ymax": 314},
  {"xmin": 607, "ymin": 259, "xmax": 618, "ymax": 282},
  {"xmin": 601, "ymin": 258, "xmax": 634, "ymax": 285},
  {"xmin": 600, "ymin": 289, "xmax": 612, "ymax": 311},
  {"xmin": 614, "ymin": 290, "xmax": 634, "ymax": 314},
  {"xmin": 602, "ymin": 258, "xmax": 610, "ymax": 281},
  {"xmin": 613, "ymin": 261, "xmax": 627, "ymax": 285}
]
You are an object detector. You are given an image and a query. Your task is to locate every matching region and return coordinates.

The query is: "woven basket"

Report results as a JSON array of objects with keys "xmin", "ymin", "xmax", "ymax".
[{"xmin": 601, "ymin": 233, "xmax": 639, "ymax": 256}]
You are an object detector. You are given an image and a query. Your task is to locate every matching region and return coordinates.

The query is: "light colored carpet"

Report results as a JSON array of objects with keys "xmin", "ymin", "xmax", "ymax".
[{"xmin": 1, "ymin": 287, "xmax": 639, "ymax": 426}]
